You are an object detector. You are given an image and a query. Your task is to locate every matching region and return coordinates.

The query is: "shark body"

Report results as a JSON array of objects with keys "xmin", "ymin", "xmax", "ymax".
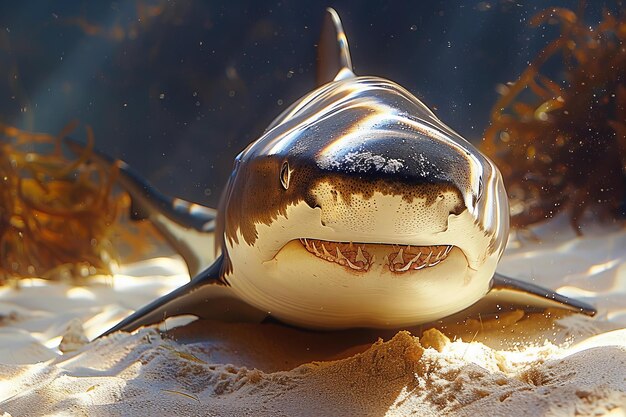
[{"xmin": 78, "ymin": 8, "xmax": 595, "ymax": 337}]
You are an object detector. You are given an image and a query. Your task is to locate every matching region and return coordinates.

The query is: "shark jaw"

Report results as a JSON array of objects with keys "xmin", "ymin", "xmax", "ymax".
[
  {"xmin": 297, "ymin": 238, "xmax": 454, "ymax": 273},
  {"xmin": 225, "ymin": 196, "xmax": 500, "ymax": 329}
]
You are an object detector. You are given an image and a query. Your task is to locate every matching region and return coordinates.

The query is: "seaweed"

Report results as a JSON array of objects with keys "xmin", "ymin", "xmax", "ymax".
[
  {"xmin": 482, "ymin": 3, "xmax": 626, "ymax": 232},
  {"xmin": 0, "ymin": 122, "xmax": 161, "ymax": 283}
]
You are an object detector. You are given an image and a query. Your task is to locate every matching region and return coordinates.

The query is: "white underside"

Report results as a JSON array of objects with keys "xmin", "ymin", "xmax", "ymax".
[
  {"xmin": 225, "ymin": 198, "xmax": 499, "ymax": 329},
  {"xmin": 230, "ymin": 242, "xmax": 491, "ymax": 328}
]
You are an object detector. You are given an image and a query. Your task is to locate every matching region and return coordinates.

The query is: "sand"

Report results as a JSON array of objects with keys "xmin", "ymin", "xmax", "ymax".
[{"xmin": 1, "ymin": 218, "xmax": 626, "ymax": 416}]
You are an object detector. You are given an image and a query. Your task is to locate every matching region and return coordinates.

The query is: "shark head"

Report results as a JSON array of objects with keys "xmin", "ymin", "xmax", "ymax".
[{"xmin": 216, "ymin": 9, "xmax": 509, "ymax": 328}]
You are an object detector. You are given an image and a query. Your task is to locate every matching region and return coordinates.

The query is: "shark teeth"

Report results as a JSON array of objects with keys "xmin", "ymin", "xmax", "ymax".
[
  {"xmin": 299, "ymin": 239, "xmax": 453, "ymax": 273},
  {"xmin": 299, "ymin": 239, "xmax": 370, "ymax": 271},
  {"xmin": 388, "ymin": 246, "xmax": 452, "ymax": 273},
  {"xmin": 356, "ymin": 247, "xmax": 368, "ymax": 264}
]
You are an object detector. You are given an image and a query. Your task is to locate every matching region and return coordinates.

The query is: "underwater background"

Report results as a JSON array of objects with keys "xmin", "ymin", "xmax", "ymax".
[{"xmin": 0, "ymin": 0, "xmax": 615, "ymax": 207}]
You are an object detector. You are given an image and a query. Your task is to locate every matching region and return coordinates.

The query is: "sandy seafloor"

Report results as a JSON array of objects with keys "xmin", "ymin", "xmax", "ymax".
[{"xmin": 1, "ymin": 217, "xmax": 626, "ymax": 416}]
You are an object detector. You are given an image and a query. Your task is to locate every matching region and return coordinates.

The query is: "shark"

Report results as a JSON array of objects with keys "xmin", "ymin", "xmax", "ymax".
[{"xmin": 73, "ymin": 8, "xmax": 595, "ymax": 338}]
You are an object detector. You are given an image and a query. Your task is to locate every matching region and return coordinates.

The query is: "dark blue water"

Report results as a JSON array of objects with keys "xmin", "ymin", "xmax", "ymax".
[{"xmin": 0, "ymin": 0, "xmax": 608, "ymax": 206}]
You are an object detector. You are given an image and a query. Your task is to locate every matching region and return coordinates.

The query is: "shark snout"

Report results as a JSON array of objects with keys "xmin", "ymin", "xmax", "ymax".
[
  {"xmin": 313, "ymin": 124, "xmax": 482, "ymax": 215},
  {"xmin": 309, "ymin": 179, "xmax": 465, "ymax": 238}
]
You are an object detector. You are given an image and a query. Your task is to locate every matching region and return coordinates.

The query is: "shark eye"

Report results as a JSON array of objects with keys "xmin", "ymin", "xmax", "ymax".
[{"xmin": 280, "ymin": 161, "xmax": 291, "ymax": 190}]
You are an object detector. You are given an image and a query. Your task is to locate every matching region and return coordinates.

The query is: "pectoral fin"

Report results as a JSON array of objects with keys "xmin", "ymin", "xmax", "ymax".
[
  {"xmin": 98, "ymin": 256, "xmax": 224, "ymax": 338},
  {"xmin": 490, "ymin": 272, "xmax": 596, "ymax": 316},
  {"xmin": 98, "ymin": 255, "xmax": 266, "ymax": 338}
]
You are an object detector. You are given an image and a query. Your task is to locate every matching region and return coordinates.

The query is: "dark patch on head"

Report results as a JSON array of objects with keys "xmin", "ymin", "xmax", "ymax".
[{"xmin": 216, "ymin": 154, "xmax": 467, "ymax": 248}]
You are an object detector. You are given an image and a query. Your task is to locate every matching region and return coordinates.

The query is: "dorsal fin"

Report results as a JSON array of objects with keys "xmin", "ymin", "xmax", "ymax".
[{"xmin": 316, "ymin": 7, "xmax": 354, "ymax": 86}]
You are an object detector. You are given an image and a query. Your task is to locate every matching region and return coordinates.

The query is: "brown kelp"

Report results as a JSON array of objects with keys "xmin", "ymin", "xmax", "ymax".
[
  {"xmin": 0, "ymin": 122, "xmax": 160, "ymax": 283},
  {"xmin": 482, "ymin": 4, "xmax": 626, "ymax": 232},
  {"xmin": 0, "ymin": 122, "xmax": 119, "ymax": 282}
]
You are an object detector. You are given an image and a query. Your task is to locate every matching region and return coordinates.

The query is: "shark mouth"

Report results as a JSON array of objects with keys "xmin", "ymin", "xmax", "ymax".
[{"xmin": 299, "ymin": 238, "xmax": 453, "ymax": 273}]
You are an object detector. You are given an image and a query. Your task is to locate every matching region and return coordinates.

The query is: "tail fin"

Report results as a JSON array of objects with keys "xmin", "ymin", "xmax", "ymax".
[{"xmin": 64, "ymin": 137, "xmax": 217, "ymax": 276}]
